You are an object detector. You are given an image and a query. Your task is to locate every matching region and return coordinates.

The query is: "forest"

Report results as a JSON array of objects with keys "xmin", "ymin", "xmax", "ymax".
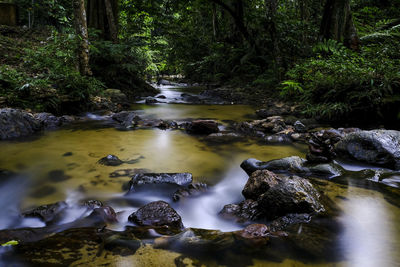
[{"xmin": 1, "ymin": 0, "xmax": 400, "ymax": 266}]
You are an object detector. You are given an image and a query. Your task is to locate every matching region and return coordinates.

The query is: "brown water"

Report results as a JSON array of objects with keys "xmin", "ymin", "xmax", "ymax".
[{"xmin": 0, "ymin": 86, "xmax": 400, "ymax": 266}]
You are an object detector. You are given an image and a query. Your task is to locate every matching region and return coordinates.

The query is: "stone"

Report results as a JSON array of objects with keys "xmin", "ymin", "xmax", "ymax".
[
  {"xmin": 219, "ymin": 199, "xmax": 260, "ymax": 223},
  {"xmin": 128, "ymin": 173, "xmax": 193, "ymax": 192},
  {"xmin": 335, "ymin": 130, "xmax": 400, "ymax": 170},
  {"xmin": 186, "ymin": 120, "xmax": 219, "ymax": 135},
  {"xmin": 172, "ymin": 182, "xmax": 208, "ymax": 201},
  {"xmin": 242, "ymin": 170, "xmax": 281, "ymax": 200},
  {"xmin": 22, "ymin": 201, "xmax": 68, "ymax": 225},
  {"xmin": 0, "ymin": 108, "xmax": 41, "ymax": 140},
  {"xmin": 128, "ymin": 201, "xmax": 183, "ymax": 229},
  {"xmin": 98, "ymin": 155, "xmax": 124, "ymax": 166}
]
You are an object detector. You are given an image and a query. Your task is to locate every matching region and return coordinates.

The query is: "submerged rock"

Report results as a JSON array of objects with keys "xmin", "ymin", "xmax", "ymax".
[
  {"xmin": 335, "ymin": 130, "xmax": 400, "ymax": 170},
  {"xmin": 0, "ymin": 108, "xmax": 41, "ymax": 140},
  {"xmin": 186, "ymin": 120, "xmax": 219, "ymax": 135},
  {"xmin": 98, "ymin": 155, "xmax": 124, "ymax": 166},
  {"xmin": 128, "ymin": 201, "xmax": 184, "ymax": 229},
  {"xmin": 22, "ymin": 201, "xmax": 68, "ymax": 225},
  {"xmin": 128, "ymin": 173, "xmax": 193, "ymax": 192},
  {"xmin": 233, "ymin": 224, "xmax": 270, "ymax": 246}
]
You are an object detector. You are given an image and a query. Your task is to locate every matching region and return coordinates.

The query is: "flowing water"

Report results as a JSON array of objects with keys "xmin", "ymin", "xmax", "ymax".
[{"xmin": 0, "ymin": 85, "xmax": 400, "ymax": 266}]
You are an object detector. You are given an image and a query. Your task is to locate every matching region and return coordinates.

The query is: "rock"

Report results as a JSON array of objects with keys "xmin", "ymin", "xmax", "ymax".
[
  {"xmin": 22, "ymin": 201, "xmax": 68, "ymax": 225},
  {"xmin": 335, "ymin": 130, "xmax": 400, "ymax": 170},
  {"xmin": 88, "ymin": 206, "xmax": 118, "ymax": 223},
  {"xmin": 242, "ymin": 170, "xmax": 280, "ymax": 200},
  {"xmin": 128, "ymin": 173, "xmax": 193, "ymax": 192},
  {"xmin": 59, "ymin": 115, "xmax": 76, "ymax": 124},
  {"xmin": 172, "ymin": 182, "xmax": 208, "ymax": 201},
  {"xmin": 47, "ymin": 170, "xmax": 71, "ymax": 182},
  {"xmin": 255, "ymin": 106, "xmax": 290, "ymax": 118},
  {"xmin": 157, "ymin": 79, "xmax": 175, "ymax": 86},
  {"xmin": 203, "ymin": 132, "xmax": 242, "ymax": 143},
  {"xmin": 104, "ymin": 89, "xmax": 128, "ymax": 104},
  {"xmin": 306, "ymin": 130, "xmax": 343, "ymax": 163},
  {"xmin": 145, "ymin": 97, "xmax": 159, "ymax": 104},
  {"xmin": 294, "ymin": 120, "xmax": 307, "ymax": 133},
  {"xmin": 98, "ymin": 155, "xmax": 124, "ymax": 166},
  {"xmin": 186, "ymin": 120, "xmax": 219, "ymax": 135},
  {"xmin": 233, "ymin": 224, "xmax": 270, "ymax": 246},
  {"xmin": 82, "ymin": 199, "xmax": 103, "ymax": 209},
  {"xmin": 269, "ymin": 213, "xmax": 311, "ymax": 232},
  {"xmin": 265, "ymin": 134, "xmax": 292, "ymax": 144},
  {"xmin": 257, "ymin": 175, "xmax": 324, "ymax": 219},
  {"xmin": 157, "ymin": 95, "xmax": 167, "ymax": 99},
  {"xmin": 240, "ymin": 156, "xmax": 344, "ymax": 178},
  {"xmin": 128, "ymin": 201, "xmax": 183, "ymax": 229},
  {"xmin": 33, "ymin": 113, "xmax": 60, "ymax": 129},
  {"xmin": 219, "ymin": 199, "xmax": 260, "ymax": 223},
  {"xmin": 109, "ymin": 168, "xmax": 150, "ymax": 178},
  {"xmin": 0, "ymin": 108, "xmax": 41, "ymax": 140},
  {"xmin": 241, "ymin": 156, "xmax": 306, "ymax": 176},
  {"xmin": 112, "ymin": 111, "xmax": 140, "ymax": 129}
]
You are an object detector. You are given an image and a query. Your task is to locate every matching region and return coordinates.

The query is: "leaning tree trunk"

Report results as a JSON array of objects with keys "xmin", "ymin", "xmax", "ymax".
[
  {"xmin": 87, "ymin": 0, "xmax": 118, "ymax": 41},
  {"xmin": 319, "ymin": 0, "xmax": 360, "ymax": 50},
  {"xmin": 73, "ymin": 0, "xmax": 91, "ymax": 76}
]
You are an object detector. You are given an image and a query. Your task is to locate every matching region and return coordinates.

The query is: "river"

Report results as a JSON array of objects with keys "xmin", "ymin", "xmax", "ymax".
[{"xmin": 0, "ymin": 85, "xmax": 399, "ymax": 266}]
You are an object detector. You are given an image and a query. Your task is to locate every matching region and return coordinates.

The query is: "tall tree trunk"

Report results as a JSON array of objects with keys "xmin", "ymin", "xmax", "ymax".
[
  {"xmin": 73, "ymin": 0, "xmax": 91, "ymax": 76},
  {"xmin": 104, "ymin": 0, "xmax": 118, "ymax": 42},
  {"xmin": 87, "ymin": 0, "xmax": 118, "ymax": 41},
  {"xmin": 319, "ymin": 0, "xmax": 360, "ymax": 50},
  {"xmin": 212, "ymin": 3, "xmax": 218, "ymax": 40}
]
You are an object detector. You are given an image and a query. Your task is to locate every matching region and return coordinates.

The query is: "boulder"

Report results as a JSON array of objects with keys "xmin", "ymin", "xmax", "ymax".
[
  {"xmin": 242, "ymin": 170, "xmax": 280, "ymax": 200},
  {"xmin": 22, "ymin": 201, "xmax": 68, "ymax": 225},
  {"xmin": 203, "ymin": 132, "xmax": 242, "ymax": 144},
  {"xmin": 128, "ymin": 173, "xmax": 193, "ymax": 192},
  {"xmin": 240, "ymin": 156, "xmax": 344, "ymax": 178},
  {"xmin": 88, "ymin": 206, "xmax": 118, "ymax": 223},
  {"xmin": 186, "ymin": 120, "xmax": 219, "ymax": 135},
  {"xmin": 294, "ymin": 120, "xmax": 307, "ymax": 133},
  {"xmin": 145, "ymin": 97, "xmax": 159, "ymax": 104},
  {"xmin": 233, "ymin": 224, "xmax": 270, "ymax": 246},
  {"xmin": 335, "ymin": 130, "xmax": 400, "ymax": 170},
  {"xmin": 128, "ymin": 201, "xmax": 183, "ymax": 229},
  {"xmin": 0, "ymin": 108, "xmax": 41, "ymax": 140},
  {"xmin": 306, "ymin": 129, "xmax": 343, "ymax": 163},
  {"xmin": 257, "ymin": 175, "xmax": 324, "ymax": 219},
  {"xmin": 219, "ymin": 199, "xmax": 260, "ymax": 223},
  {"xmin": 112, "ymin": 111, "xmax": 140, "ymax": 129},
  {"xmin": 33, "ymin": 113, "xmax": 61, "ymax": 129}
]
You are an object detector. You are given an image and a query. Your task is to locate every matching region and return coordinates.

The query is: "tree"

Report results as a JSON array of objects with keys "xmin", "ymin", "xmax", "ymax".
[
  {"xmin": 73, "ymin": 0, "xmax": 91, "ymax": 76},
  {"xmin": 87, "ymin": 0, "xmax": 118, "ymax": 42},
  {"xmin": 319, "ymin": 0, "xmax": 360, "ymax": 50}
]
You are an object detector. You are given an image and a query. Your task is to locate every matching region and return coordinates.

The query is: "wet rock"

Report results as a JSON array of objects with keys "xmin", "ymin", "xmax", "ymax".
[
  {"xmin": 335, "ymin": 130, "xmax": 400, "ymax": 170},
  {"xmin": 203, "ymin": 132, "xmax": 242, "ymax": 144},
  {"xmin": 257, "ymin": 175, "xmax": 324, "ymax": 219},
  {"xmin": 59, "ymin": 115, "xmax": 76, "ymax": 124},
  {"xmin": 242, "ymin": 170, "xmax": 280, "ymax": 200},
  {"xmin": 62, "ymin": 152, "xmax": 73, "ymax": 157},
  {"xmin": 233, "ymin": 224, "xmax": 270, "ymax": 246},
  {"xmin": 294, "ymin": 120, "xmax": 307, "ymax": 133},
  {"xmin": 33, "ymin": 112, "xmax": 60, "ymax": 129},
  {"xmin": 98, "ymin": 155, "xmax": 124, "ymax": 166},
  {"xmin": 235, "ymin": 116, "xmax": 287, "ymax": 138},
  {"xmin": 157, "ymin": 95, "xmax": 167, "ymax": 99},
  {"xmin": 265, "ymin": 134, "xmax": 292, "ymax": 144},
  {"xmin": 112, "ymin": 111, "xmax": 140, "ymax": 129},
  {"xmin": 128, "ymin": 173, "xmax": 193, "ymax": 192},
  {"xmin": 269, "ymin": 213, "xmax": 311, "ymax": 232},
  {"xmin": 145, "ymin": 97, "xmax": 159, "ymax": 104},
  {"xmin": 186, "ymin": 120, "xmax": 219, "ymax": 135},
  {"xmin": 88, "ymin": 206, "xmax": 118, "ymax": 223},
  {"xmin": 22, "ymin": 201, "xmax": 68, "ymax": 225},
  {"xmin": 219, "ymin": 199, "xmax": 260, "ymax": 223},
  {"xmin": 256, "ymin": 106, "xmax": 290, "ymax": 118},
  {"xmin": 306, "ymin": 129, "xmax": 343, "ymax": 163},
  {"xmin": 172, "ymin": 182, "xmax": 208, "ymax": 201},
  {"xmin": 128, "ymin": 201, "xmax": 183, "ymax": 229},
  {"xmin": 0, "ymin": 108, "xmax": 41, "ymax": 140},
  {"xmin": 157, "ymin": 79, "xmax": 176, "ymax": 86},
  {"xmin": 103, "ymin": 232, "xmax": 142, "ymax": 256},
  {"xmin": 82, "ymin": 199, "xmax": 103, "ymax": 209},
  {"xmin": 240, "ymin": 156, "xmax": 344, "ymax": 178}
]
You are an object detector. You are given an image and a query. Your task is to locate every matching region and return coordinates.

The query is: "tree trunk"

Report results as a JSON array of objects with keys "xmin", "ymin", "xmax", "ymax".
[
  {"xmin": 73, "ymin": 0, "xmax": 91, "ymax": 76},
  {"xmin": 319, "ymin": 0, "xmax": 360, "ymax": 50},
  {"xmin": 87, "ymin": 0, "xmax": 118, "ymax": 41},
  {"xmin": 104, "ymin": 0, "xmax": 118, "ymax": 42},
  {"xmin": 265, "ymin": 0, "xmax": 282, "ymax": 79}
]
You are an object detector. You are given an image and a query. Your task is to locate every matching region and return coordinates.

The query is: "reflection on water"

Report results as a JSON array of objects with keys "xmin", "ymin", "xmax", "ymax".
[{"xmin": 339, "ymin": 185, "xmax": 400, "ymax": 267}]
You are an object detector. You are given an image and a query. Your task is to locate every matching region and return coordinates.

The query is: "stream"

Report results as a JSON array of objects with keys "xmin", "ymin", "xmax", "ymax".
[{"xmin": 0, "ymin": 85, "xmax": 400, "ymax": 266}]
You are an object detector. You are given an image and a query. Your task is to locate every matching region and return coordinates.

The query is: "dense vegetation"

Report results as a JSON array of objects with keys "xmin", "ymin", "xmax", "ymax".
[{"xmin": 0, "ymin": 0, "xmax": 399, "ymax": 125}]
